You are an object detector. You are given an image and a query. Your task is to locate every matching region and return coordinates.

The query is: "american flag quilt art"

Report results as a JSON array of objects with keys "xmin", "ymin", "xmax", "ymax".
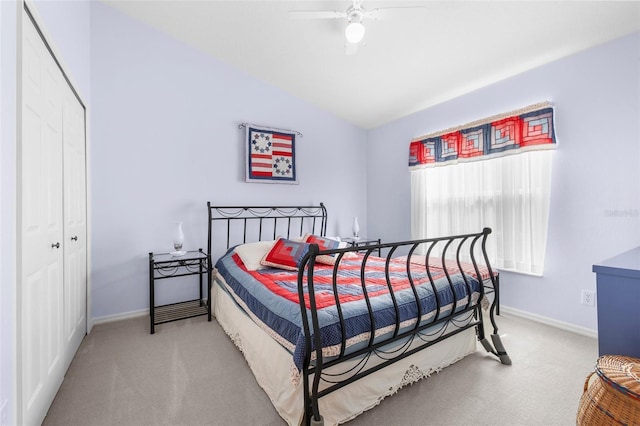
[
  {"xmin": 409, "ymin": 102, "xmax": 556, "ymax": 170},
  {"xmin": 246, "ymin": 125, "xmax": 297, "ymax": 184}
]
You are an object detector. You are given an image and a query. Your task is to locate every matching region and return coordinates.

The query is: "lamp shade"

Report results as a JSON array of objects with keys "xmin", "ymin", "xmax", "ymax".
[{"xmin": 345, "ymin": 21, "xmax": 365, "ymax": 44}]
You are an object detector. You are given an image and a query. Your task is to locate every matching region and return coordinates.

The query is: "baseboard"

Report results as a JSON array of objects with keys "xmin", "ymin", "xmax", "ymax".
[
  {"xmin": 90, "ymin": 299, "xmax": 211, "ymax": 330},
  {"xmin": 500, "ymin": 305, "xmax": 598, "ymax": 339},
  {"xmin": 90, "ymin": 304, "xmax": 597, "ymax": 340},
  {"xmin": 90, "ymin": 308, "xmax": 148, "ymax": 329}
]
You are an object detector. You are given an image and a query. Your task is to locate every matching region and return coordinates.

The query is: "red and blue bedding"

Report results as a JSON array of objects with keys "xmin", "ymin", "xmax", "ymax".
[{"xmin": 214, "ymin": 248, "xmax": 486, "ymax": 371}]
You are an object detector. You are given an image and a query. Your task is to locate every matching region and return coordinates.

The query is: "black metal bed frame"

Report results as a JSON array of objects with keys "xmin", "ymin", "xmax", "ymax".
[{"xmin": 207, "ymin": 202, "xmax": 511, "ymax": 426}]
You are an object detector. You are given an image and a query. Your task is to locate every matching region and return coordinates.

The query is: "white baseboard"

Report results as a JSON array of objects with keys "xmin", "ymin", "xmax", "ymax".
[
  {"xmin": 500, "ymin": 305, "xmax": 598, "ymax": 339},
  {"xmin": 89, "ymin": 304, "xmax": 597, "ymax": 340},
  {"xmin": 90, "ymin": 308, "xmax": 148, "ymax": 330}
]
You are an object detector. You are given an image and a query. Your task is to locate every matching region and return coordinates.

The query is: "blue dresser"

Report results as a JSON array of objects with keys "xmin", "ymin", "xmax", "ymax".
[{"xmin": 592, "ymin": 247, "xmax": 640, "ymax": 358}]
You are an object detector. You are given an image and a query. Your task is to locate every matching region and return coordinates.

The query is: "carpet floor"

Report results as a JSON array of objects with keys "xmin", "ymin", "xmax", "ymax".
[{"xmin": 43, "ymin": 312, "xmax": 598, "ymax": 426}]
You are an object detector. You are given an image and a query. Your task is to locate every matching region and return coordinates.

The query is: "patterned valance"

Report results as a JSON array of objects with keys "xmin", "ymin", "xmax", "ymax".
[{"xmin": 409, "ymin": 102, "xmax": 556, "ymax": 170}]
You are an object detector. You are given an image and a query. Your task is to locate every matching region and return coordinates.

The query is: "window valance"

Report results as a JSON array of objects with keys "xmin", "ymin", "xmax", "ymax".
[{"xmin": 409, "ymin": 102, "xmax": 556, "ymax": 170}]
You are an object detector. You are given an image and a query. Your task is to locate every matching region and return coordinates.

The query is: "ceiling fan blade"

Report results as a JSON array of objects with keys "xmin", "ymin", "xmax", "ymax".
[
  {"xmin": 288, "ymin": 10, "xmax": 347, "ymax": 19},
  {"xmin": 366, "ymin": 6, "xmax": 427, "ymax": 19},
  {"xmin": 363, "ymin": 9, "xmax": 382, "ymax": 20}
]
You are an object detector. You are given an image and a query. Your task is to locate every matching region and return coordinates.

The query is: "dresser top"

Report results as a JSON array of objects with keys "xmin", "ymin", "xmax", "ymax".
[{"xmin": 593, "ymin": 246, "xmax": 640, "ymax": 279}]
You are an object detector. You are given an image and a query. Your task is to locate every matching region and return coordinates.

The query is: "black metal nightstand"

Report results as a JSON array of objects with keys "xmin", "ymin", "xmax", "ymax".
[
  {"xmin": 341, "ymin": 237, "xmax": 382, "ymax": 257},
  {"xmin": 148, "ymin": 249, "xmax": 211, "ymax": 334}
]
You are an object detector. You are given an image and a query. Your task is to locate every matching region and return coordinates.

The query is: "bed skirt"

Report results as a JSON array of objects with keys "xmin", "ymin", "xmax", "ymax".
[{"xmin": 212, "ymin": 279, "xmax": 477, "ymax": 426}]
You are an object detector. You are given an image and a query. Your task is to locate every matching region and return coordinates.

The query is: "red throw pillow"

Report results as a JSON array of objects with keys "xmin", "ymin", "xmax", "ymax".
[{"xmin": 260, "ymin": 238, "xmax": 310, "ymax": 271}]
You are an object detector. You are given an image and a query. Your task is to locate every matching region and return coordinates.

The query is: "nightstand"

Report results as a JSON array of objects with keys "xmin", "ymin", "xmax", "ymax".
[
  {"xmin": 341, "ymin": 237, "xmax": 382, "ymax": 257},
  {"xmin": 148, "ymin": 248, "xmax": 211, "ymax": 334}
]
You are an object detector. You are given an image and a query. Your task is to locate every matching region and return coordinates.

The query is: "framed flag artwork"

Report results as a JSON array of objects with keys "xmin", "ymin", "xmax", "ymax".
[{"xmin": 244, "ymin": 124, "xmax": 298, "ymax": 184}]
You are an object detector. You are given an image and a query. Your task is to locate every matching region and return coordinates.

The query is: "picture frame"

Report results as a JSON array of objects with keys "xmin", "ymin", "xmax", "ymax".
[{"xmin": 245, "ymin": 124, "xmax": 298, "ymax": 184}]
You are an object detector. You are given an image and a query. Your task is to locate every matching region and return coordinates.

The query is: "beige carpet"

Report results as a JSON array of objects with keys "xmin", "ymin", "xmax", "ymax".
[{"xmin": 43, "ymin": 312, "xmax": 597, "ymax": 426}]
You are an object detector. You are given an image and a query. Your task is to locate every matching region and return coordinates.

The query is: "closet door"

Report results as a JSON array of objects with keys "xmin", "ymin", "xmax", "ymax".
[
  {"xmin": 62, "ymin": 78, "xmax": 87, "ymax": 364},
  {"xmin": 21, "ymin": 11, "xmax": 65, "ymax": 426}
]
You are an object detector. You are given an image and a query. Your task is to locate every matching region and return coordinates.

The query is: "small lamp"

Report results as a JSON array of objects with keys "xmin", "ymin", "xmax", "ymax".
[{"xmin": 172, "ymin": 221, "xmax": 185, "ymax": 255}]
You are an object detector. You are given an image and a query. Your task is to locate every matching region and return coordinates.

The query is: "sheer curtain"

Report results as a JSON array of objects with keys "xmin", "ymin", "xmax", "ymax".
[{"xmin": 411, "ymin": 150, "xmax": 553, "ymax": 276}]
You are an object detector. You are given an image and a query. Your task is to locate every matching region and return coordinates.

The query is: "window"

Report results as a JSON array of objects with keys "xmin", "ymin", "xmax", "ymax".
[{"xmin": 411, "ymin": 150, "xmax": 553, "ymax": 276}]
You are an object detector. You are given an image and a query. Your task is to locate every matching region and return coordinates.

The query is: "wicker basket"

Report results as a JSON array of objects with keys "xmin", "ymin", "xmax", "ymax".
[{"xmin": 577, "ymin": 355, "xmax": 640, "ymax": 425}]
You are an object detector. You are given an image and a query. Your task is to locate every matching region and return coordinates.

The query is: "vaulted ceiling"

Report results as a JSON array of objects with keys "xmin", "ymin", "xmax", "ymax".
[{"xmin": 104, "ymin": 1, "xmax": 640, "ymax": 129}]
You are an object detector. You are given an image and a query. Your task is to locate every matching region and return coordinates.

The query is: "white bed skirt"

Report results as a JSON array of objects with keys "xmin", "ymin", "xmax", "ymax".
[{"xmin": 212, "ymin": 280, "xmax": 477, "ymax": 426}]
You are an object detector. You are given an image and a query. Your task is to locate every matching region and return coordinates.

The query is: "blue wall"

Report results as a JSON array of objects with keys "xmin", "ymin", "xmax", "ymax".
[
  {"xmin": 367, "ymin": 32, "xmax": 640, "ymax": 332},
  {"xmin": 89, "ymin": 3, "xmax": 368, "ymax": 319}
]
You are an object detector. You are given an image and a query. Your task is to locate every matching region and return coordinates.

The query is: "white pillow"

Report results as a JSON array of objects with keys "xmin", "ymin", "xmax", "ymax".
[{"xmin": 234, "ymin": 240, "xmax": 275, "ymax": 271}]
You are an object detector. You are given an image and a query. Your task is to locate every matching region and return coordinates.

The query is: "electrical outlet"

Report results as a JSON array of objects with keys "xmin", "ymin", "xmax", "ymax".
[{"xmin": 581, "ymin": 289, "xmax": 596, "ymax": 307}]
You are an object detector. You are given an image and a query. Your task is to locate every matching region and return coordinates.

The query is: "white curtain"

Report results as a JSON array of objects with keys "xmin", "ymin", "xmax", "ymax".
[{"xmin": 411, "ymin": 150, "xmax": 553, "ymax": 276}]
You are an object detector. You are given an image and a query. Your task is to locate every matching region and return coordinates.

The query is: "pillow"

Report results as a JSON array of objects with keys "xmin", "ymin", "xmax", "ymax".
[
  {"xmin": 260, "ymin": 238, "xmax": 310, "ymax": 271},
  {"xmin": 303, "ymin": 234, "xmax": 354, "ymax": 265},
  {"xmin": 234, "ymin": 240, "xmax": 275, "ymax": 271},
  {"xmin": 304, "ymin": 234, "xmax": 341, "ymax": 251}
]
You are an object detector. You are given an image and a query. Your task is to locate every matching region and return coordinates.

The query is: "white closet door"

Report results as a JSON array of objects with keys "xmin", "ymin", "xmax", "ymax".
[
  {"xmin": 21, "ymin": 11, "xmax": 65, "ymax": 426},
  {"xmin": 21, "ymin": 10, "xmax": 88, "ymax": 425},
  {"xmin": 62, "ymin": 78, "xmax": 87, "ymax": 364}
]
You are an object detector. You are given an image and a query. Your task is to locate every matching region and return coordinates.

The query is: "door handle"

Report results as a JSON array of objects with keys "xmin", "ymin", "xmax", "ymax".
[
  {"xmin": 71, "ymin": 236, "xmax": 78, "ymax": 241},
  {"xmin": 51, "ymin": 242, "xmax": 60, "ymax": 249}
]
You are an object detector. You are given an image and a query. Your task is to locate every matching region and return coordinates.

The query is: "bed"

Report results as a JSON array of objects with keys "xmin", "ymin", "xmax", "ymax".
[{"xmin": 207, "ymin": 202, "xmax": 510, "ymax": 426}]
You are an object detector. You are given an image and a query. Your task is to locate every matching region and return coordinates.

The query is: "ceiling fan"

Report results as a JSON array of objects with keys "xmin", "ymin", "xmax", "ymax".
[{"xmin": 289, "ymin": 1, "xmax": 422, "ymax": 54}]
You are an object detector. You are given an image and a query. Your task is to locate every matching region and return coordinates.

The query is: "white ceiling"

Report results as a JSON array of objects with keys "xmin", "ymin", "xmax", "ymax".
[{"xmin": 104, "ymin": 1, "xmax": 640, "ymax": 129}]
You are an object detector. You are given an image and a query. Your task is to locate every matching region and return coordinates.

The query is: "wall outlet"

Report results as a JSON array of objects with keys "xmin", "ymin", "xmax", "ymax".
[{"xmin": 581, "ymin": 289, "xmax": 596, "ymax": 307}]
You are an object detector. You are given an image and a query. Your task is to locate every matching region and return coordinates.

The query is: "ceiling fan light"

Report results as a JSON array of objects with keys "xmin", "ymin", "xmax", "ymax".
[{"xmin": 345, "ymin": 21, "xmax": 365, "ymax": 44}]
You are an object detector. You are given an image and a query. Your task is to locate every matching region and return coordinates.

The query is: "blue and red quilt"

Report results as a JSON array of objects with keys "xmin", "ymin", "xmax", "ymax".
[{"xmin": 215, "ymin": 249, "xmax": 485, "ymax": 371}]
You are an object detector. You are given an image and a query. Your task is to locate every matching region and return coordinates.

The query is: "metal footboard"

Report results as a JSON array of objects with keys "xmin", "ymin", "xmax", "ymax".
[{"xmin": 297, "ymin": 228, "xmax": 511, "ymax": 426}]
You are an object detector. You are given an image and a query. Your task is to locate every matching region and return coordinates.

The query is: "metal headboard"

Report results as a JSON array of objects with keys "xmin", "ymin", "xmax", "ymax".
[{"xmin": 207, "ymin": 202, "xmax": 327, "ymax": 259}]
